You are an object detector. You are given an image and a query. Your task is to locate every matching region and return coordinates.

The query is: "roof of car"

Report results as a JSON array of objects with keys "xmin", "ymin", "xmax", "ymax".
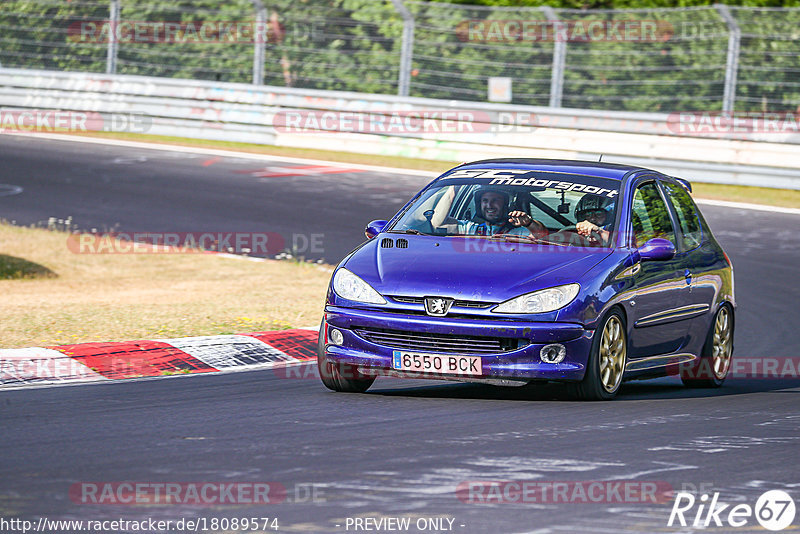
[{"xmin": 448, "ymin": 158, "xmax": 661, "ymax": 180}]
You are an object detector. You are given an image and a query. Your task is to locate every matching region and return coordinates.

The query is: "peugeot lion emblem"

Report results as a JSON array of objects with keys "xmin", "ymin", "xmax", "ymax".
[{"xmin": 424, "ymin": 297, "xmax": 454, "ymax": 317}]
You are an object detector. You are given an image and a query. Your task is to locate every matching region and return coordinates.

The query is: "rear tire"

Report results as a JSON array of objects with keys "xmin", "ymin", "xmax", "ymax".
[
  {"xmin": 681, "ymin": 304, "xmax": 733, "ymax": 388},
  {"xmin": 317, "ymin": 321, "xmax": 375, "ymax": 393},
  {"xmin": 569, "ymin": 309, "xmax": 627, "ymax": 401}
]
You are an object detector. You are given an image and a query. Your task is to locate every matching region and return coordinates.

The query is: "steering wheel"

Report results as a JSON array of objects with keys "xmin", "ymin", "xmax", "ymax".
[{"xmin": 549, "ymin": 225, "xmax": 603, "ymax": 247}]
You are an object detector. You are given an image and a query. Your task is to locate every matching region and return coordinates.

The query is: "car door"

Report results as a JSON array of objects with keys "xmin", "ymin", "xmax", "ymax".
[
  {"xmin": 660, "ymin": 180, "xmax": 718, "ymax": 344},
  {"xmin": 626, "ymin": 180, "xmax": 686, "ymax": 359}
]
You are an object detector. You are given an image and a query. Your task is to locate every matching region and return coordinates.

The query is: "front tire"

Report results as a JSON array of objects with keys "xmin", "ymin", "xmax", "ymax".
[
  {"xmin": 317, "ymin": 321, "xmax": 375, "ymax": 393},
  {"xmin": 569, "ymin": 310, "xmax": 628, "ymax": 401},
  {"xmin": 681, "ymin": 304, "xmax": 733, "ymax": 388}
]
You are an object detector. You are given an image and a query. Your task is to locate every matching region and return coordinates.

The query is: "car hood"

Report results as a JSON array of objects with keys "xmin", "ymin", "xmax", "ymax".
[{"xmin": 343, "ymin": 235, "xmax": 612, "ymax": 302}]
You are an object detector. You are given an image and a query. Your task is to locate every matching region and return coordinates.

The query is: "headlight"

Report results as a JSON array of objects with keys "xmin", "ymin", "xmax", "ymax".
[
  {"xmin": 332, "ymin": 268, "xmax": 386, "ymax": 305},
  {"xmin": 492, "ymin": 284, "xmax": 580, "ymax": 314}
]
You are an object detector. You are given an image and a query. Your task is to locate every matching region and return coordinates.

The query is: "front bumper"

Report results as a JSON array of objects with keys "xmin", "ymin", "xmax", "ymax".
[{"xmin": 324, "ymin": 306, "xmax": 595, "ymax": 382}]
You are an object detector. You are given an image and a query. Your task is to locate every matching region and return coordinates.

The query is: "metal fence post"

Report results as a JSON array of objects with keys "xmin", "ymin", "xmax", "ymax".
[
  {"xmin": 106, "ymin": 0, "xmax": 119, "ymax": 74},
  {"xmin": 542, "ymin": 6, "xmax": 565, "ymax": 108},
  {"xmin": 252, "ymin": 0, "xmax": 267, "ymax": 85},
  {"xmin": 715, "ymin": 4, "xmax": 740, "ymax": 114},
  {"xmin": 390, "ymin": 0, "xmax": 414, "ymax": 97}
]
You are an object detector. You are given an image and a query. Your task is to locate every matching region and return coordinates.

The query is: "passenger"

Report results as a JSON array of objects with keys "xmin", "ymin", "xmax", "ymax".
[{"xmin": 575, "ymin": 194, "xmax": 616, "ymax": 245}]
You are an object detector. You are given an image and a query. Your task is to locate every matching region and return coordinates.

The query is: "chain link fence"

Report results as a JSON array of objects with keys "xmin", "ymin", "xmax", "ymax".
[{"xmin": 1, "ymin": 0, "xmax": 798, "ymax": 113}]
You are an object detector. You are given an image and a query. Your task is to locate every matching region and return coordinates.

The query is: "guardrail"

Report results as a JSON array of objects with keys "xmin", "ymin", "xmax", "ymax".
[
  {"xmin": 3, "ymin": 1, "xmax": 800, "ymax": 114},
  {"xmin": 1, "ymin": 68, "xmax": 799, "ymax": 189}
]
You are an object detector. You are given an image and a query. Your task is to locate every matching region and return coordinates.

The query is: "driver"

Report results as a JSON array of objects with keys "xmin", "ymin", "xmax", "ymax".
[
  {"xmin": 575, "ymin": 194, "xmax": 615, "ymax": 245},
  {"xmin": 432, "ymin": 186, "xmax": 546, "ymax": 236}
]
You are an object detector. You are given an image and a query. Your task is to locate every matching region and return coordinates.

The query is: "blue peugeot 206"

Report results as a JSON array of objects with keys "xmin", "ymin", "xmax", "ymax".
[{"xmin": 318, "ymin": 159, "xmax": 735, "ymax": 400}]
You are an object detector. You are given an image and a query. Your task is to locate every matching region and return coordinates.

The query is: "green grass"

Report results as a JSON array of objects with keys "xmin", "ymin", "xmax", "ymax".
[
  {"xmin": 691, "ymin": 183, "xmax": 800, "ymax": 208},
  {"xmin": 0, "ymin": 254, "xmax": 58, "ymax": 280}
]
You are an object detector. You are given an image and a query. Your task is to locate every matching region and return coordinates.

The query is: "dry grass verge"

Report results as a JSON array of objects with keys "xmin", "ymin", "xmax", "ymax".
[{"xmin": 0, "ymin": 223, "xmax": 330, "ymax": 349}]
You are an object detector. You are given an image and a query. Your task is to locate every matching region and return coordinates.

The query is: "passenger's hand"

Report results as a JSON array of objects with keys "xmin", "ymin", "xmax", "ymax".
[
  {"xmin": 510, "ymin": 211, "xmax": 547, "ymax": 236},
  {"xmin": 508, "ymin": 210, "xmax": 532, "ymax": 227}
]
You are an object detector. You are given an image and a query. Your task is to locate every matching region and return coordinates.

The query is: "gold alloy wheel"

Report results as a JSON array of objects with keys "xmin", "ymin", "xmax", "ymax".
[
  {"xmin": 712, "ymin": 307, "xmax": 733, "ymax": 380},
  {"xmin": 599, "ymin": 316, "xmax": 626, "ymax": 393}
]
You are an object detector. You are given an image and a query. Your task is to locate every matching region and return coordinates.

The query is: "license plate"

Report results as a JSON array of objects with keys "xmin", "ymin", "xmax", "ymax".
[{"xmin": 392, "ymin": 350, "xmax": 482, "ymax": 376}]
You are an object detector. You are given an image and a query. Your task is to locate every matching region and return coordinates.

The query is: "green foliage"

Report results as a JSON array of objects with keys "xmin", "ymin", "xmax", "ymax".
[
  {"xmin": 438, "ymin": 0, "xmax": 800, "ymax": 7},
  {"xmin": 0, "ymin": 254, "xmax": 57, "ymax": 280},
  {"xmin": 0, "ymin": 1, "xmax": 109, "ymax": 72},
  {"xmin": 0, "ymin": 0, "xmax": 797, "ymax": 112},
  {"xmin": 632, "ymin": 182, "xmax": 675, "ymax": 247}
]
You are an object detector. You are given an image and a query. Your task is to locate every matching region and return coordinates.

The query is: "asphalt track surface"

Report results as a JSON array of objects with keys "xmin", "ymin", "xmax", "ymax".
[{"xmin": 1, "ymin": 135, "xmax": 799, "ymax": 533}]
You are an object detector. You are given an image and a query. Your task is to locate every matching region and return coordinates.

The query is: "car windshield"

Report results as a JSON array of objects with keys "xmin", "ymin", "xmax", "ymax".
[{"xmin": 388, "ymin": 170, "xmax": 620, "ymax": 248}]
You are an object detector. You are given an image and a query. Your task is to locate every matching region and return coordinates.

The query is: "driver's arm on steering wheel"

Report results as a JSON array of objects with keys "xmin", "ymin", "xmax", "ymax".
[{"xmin": 576, "ymin": 220, "xmax": 610, "ymax": 244}]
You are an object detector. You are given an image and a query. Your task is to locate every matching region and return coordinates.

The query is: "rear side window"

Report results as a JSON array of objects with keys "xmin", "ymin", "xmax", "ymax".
[
  {"xmin": 662, "ymin": 181, "xmax": 702, "ymax": 251},
  {"xmin": 631, "ymin": 182, "xmax": 675, "ymax": 248}
]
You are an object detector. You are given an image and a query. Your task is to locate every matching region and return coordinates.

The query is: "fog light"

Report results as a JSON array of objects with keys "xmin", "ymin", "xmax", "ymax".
[
  {"xmin": 540, "ymin": 343, "xmax": 566, "ymax": 364},
  {"xmin": 329, "ymin": 328, "xmax": 344, "ymax": 346}
]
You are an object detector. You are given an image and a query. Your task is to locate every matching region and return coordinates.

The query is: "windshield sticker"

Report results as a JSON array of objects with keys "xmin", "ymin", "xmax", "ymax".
[{"xmin": 445, "ymin": 169, "xmax": 618, "ymax": 198}]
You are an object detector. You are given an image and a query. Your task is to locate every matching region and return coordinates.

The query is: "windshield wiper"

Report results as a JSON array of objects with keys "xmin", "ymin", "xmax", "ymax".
[
  {"xmin": 488, "ymin": 234, "xmax": 533, "ymax": 242},
  {"xmin": 388, "ymin": 229, "xmax": 425, "ymax": 235},
  {"xmin": 488, "ymin": 234, "xmax": 569, "ymax": 247}
]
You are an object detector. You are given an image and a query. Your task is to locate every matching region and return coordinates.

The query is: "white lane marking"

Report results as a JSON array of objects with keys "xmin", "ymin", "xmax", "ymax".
[
  {"xmin": 213, "ymin": 252, "xmax": 269, "ymax": 262},
  {"xmin": 468, "ymin": 457, "xmax": 624, "ymax": 472},
  {"xmin": 3, "ymin": 132, "xmax": 433, "ymax": 176},
  {"xmin": 0, "ymin": 184, "xmax": 23, "ymax": 197},
  {"xmin": 599, "ymin": 461, "xmax": 698, "ymax": 481},
  {"xmin": 7, "ymin": 132, "xmax": 798, "ymax": 215},
  {"xmin": 112, "ymin": 155, "xmax": 148, "ymax": 164},
  {"xmin": 648, "ymin": 435, "xmax": 800, "ymax": 453}
]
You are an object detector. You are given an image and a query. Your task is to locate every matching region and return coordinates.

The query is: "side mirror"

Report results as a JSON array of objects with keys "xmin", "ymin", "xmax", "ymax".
[
  {"xmin": 365, "ymin": 220, "xmax": 388, "ymax": 239},
  {"xmin": 635, "ymin": 238, "xmax": 676, "ymax": 262}
]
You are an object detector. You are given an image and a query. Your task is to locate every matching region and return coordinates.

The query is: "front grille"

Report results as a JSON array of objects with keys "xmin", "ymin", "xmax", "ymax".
[
  {"xmin": 389, "ymin": 296, "xmax": 494, "ymax": 309},
  {"xmin": 456, "ymin": 300, "xmax": 494, "ymax": 309},
  {"xmin": 391, "ymin": 296, "xmax": 423, "ymax": 304},
  {"xmin": 354, "ymin": 327, "xmax": 526, "ymax": 354}
]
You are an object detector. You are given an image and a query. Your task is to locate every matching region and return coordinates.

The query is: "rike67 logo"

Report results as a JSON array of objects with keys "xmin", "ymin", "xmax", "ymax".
[{"xmin": 668, "ymin": 490, "xmax": 796, "ymax": 531}]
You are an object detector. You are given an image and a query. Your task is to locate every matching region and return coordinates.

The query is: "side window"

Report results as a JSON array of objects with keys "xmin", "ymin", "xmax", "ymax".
[
  {"xmin": 662, "ymin": 181, "xmax": 702, "ymax": 251},
  {"xmin": 631, "ymin": 182, "xmax": 675, "ymax": 248}
]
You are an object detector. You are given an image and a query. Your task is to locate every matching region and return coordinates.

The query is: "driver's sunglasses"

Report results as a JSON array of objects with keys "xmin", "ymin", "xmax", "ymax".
[{"xmin": 577, "ymin": 209, "xmax": 607, "ymax": 219}]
